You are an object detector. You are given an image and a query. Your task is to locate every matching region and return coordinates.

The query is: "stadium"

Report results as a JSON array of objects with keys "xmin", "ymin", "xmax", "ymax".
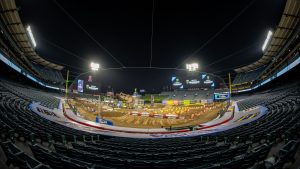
[{"xmin": 0, "ymin": 0, "xmax": 299, "ymax": 169}]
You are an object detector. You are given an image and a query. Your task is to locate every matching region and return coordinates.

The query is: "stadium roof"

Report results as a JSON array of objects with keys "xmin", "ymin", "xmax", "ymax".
[
  {"xmin": 234, "ymin": 0, "xmax": 299, "ymax": 73},
  {"xmin": 0, "ymin": 0, "xmax": 64, "ymax": 70}
]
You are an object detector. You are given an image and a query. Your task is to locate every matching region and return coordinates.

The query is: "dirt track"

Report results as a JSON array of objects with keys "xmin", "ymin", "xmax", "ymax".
[{"xmin": 69, "ymin": 99, "xmax": 226, "ymax": 128}]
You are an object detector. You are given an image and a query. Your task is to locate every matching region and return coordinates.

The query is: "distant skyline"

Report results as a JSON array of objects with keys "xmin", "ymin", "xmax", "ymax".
[{"xmin": 16, "ymin": 0, "xmax": 285, "ymax": 92}]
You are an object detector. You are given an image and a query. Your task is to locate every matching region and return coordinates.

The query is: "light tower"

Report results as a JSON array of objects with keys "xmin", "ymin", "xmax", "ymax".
[{"xmin": 186, "ymin": 63, "xmax": 199, "ymax": 72}]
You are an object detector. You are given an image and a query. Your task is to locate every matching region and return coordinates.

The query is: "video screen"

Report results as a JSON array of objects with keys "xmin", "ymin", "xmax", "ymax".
[
  {"xmin": 84, "ymin": 75, "xmax": 100, "ymax": 94},
  {"xmin": 78, "ymin": 79, "xmax": 84, "ymax": 93},
  {"xmin": 171, "ymin": 76, "xmax": 183, "ymax": 89},
  {"xmin": 171, "ymin": 72, "xmax": 220, "ymax": 89},
  {"xmin": 213, "ymin": 92, "xmax": 229, "ymax": 100}
]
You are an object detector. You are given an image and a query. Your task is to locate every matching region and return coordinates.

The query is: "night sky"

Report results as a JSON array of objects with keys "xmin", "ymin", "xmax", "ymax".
[{"xmin": 16, "ymin": 0, "xmax": 286, "ymax": 93}]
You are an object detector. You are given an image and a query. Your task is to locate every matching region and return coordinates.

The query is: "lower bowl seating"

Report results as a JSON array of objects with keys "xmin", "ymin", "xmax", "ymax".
[{"xmin": 0, "ymin": 81, "xmax": 300, "ymax": 169}]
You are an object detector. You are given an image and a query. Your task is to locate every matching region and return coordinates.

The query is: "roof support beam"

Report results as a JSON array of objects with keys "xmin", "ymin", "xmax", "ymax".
[
  {"xmin": 32, "ymin": 58, "xmax": 42, "ymax": 61},
  {"xmin": 11, "ymin": 32, "xmax": 26, "ymax": 35},
  {"xmin": 249, "ymin": 64, "xmax": 257, "ymax": 69},
  {"xmin": 23, "ymin": 49, "xmax": 34, "ymax": 53},
  {"xmin": 21, "ymin": 46, "xmax": 32, "ymax": 49},
  {"xmin": 283, "ymin": 13, "xmax": 300, "ymax": 18},
  {"xmin": 17, "ymin": 40, "xmax": 29, "ymax": 43},
  {"xmin": 24, "ymin": 51, "xmax": 35, "ymax": 54},
  {"xmin": 263, "ymin": 54, "xmax": 274, "ymax": 57},
  {"xmin": 6, "ymin": 22, "xmax": 22, "ymax": 26},
  {"xmin": 25, "ymin": 52, "xmax": 36, "ymax": 56},
  {"xmin": 0, "ymin": 8, "xmax": 19, "ymax": 14},
  {"xmin": 277, "ymin": 26, "xmax": 294, "ymax": 31},
  {"xmin": 261, "ymin": 58, "xmax": 272, "ymax": 62},
  {"xmin": 257, "ymin": 60, "xmax": 266, "ymax": 64},
  {"xmin": 273, "ymin": 36, "xmax": 287, "ymax": 40},
  {"xmin": 268, "ymin": 50, "xmax": 278, "ymax": 53},
  {"xmin": 23, "ymin": 48, "xmax": 34, "ymax": 52},
  {"xmin": 44, "ymin": 62, "xmax": 51, "ymax": 66},
  {"xmin": 270, "ymin": 44, "xmax": 282, "ymax": 47}
]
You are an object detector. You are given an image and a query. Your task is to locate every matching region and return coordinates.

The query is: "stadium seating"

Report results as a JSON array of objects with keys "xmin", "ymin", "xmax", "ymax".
[
  {"xmin": 1, "ymin": 141, "xmax": 51, "ymax": 169},
  {"xmin": 233, "ymin": 67, "xmax": 265, "ymax": 85},
  {"xmin": 0, "ymin": 79, "xmax": 299, "ymax": 169},
  {"xmin": 235, "ymin": 87, "xmax": 298, "ymax": 111},
  {"xmin": 161, "ymin": 90, "xmax": 214, "ymax": 101},
  {"xmin": 0, "ymin": 80, "xmax": 60, "ymax": 109},
  {"xmin": 31, "ymin": 63, "xmax": 65, "ymax": 85},
  {"xmin": 0, "ymin": 0, "xmax": 299, "ymax": 167}
]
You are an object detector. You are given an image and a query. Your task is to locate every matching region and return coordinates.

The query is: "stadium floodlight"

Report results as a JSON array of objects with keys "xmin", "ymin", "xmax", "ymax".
[
  {"xmin": 90, "ymin": 62, "xmax": 100, "ymax": 71},
  {"xmin": 26, "ymin": 26, "xmax": 37, "ymax": 48},
  {"xmin": 186, "ymin": 63, "xmax": 199, "ymax": 71},
  {"xmin": 262, "ymin": 30, "xmax": 273, "ymax": 51}
]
